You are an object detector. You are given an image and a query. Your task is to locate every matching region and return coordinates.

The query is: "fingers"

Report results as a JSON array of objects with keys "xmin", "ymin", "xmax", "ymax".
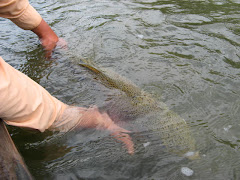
[
  {"xmin": 40, "ymin": 38, "xmax": 68, "ymax": 59},
  {"xmin": 57, "ymin": 38, "xmax": 68, "ymax": 50},
  {"xmin": 76, "ymin": 106, "xmax": 135, "ymax": 154},
  {"xmin": 110, "ymin": 130, "xmax": 134, "ymax": 155},
  {"xmin": 103, "ymin": 115, "xmax": 134, "ymax": 155}
]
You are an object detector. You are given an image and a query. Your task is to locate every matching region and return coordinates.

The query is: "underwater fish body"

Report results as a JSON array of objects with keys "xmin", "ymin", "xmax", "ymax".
[{"xmin": 79, "ymin": 59, "xmax": 199, "ymax": 159}]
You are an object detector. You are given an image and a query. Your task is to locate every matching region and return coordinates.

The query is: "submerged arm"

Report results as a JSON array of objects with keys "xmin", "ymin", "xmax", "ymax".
[{"xmin": 75, "ymin": 106, "xmax": 134, "ymax": 155}]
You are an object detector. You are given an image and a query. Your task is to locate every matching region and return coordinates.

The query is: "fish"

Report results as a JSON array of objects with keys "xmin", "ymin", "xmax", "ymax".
[
  {"xmin": 0, "ymin": 119, "xmax": 33, "ymax": 179},
  {"xmin": 79, "ymin": 59, "xmax": 199, "ymax": 159}
]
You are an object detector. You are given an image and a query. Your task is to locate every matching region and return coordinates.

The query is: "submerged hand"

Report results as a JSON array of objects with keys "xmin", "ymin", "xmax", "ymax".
[
  {"xmin": 39, "ymin": 36, "xmax": 58, "ymax": 58},
  {"xmin": 109, "ymin": 126, "xmax": 134, "ymax": 155},
  {"xmin": 76, "ymin": 106, "xmax": 135, "ymax": 154},
  {"xmin": 41, "ymin": 37, "xmax": 67, "ymax": 58},
  {"xmin": 100, "ymin": 113, "xmax": 134, "ymax": 155},
  {"xmin": 31, "ymin": 19, "xmax": 67, "ymax": 58}
]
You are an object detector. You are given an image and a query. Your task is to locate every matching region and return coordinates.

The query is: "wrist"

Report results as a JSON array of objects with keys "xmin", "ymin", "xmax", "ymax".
[{"xmin": 31, "ymin": 19, "xmax": 59, "ymax": 50}]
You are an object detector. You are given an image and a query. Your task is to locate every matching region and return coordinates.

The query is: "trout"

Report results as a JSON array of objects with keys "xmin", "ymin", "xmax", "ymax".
[{"xmin": 79, "ymin": 59, "xmax": 199, "ymax": 159}]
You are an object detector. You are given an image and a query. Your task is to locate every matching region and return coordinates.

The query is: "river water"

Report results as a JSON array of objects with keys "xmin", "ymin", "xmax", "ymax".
[{"xmin": 0, "ymin": 0, "xmax": 240, "ymax": 179}]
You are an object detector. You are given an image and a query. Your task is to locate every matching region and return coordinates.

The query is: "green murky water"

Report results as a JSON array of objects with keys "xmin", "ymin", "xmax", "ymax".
[{"xmin": 0, "ymin": 0, "xmax": 240, "ymax": 179}]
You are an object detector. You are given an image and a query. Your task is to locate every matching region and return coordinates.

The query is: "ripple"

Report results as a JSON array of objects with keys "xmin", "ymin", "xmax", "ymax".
[{"xmin": 1, "ymin": 0, "xmax": 240, "ymax": 179}]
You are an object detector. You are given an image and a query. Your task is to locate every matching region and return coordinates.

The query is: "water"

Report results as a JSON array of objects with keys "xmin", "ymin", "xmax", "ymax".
[{"xmin": 0, "ymin": 0, "xmax": 240, "ymax": 179}]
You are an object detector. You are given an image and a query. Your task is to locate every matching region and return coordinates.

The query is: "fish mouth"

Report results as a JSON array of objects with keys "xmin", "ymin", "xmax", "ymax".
[{"xmin": 183, "ymin": 151, "xmax": 200, "ymax": 160}]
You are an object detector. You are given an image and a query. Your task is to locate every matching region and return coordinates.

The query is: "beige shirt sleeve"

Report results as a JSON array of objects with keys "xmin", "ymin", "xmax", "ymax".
[
  {"xmin": 0, "ymin": 57, "xmax": 67, "ymax": 132},
  {"xmin": 0, "ymin": 0, "xmax": 42, "ymax": 30}
]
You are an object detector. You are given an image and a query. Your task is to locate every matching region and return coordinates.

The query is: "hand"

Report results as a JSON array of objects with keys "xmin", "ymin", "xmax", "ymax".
[
  {"xmin": 32, "ymin": 19, "xmax": 67, "ymax": 58},
  {"xmin": 76, "ymin": 106, "xmax": 135, "ymax": 154},
  {"xmin": 39, "ymin": 35, "xmax": 58, "ymax": 58},
  {"xmin": 100, "ymin": 112, "xmax": 134, "ymax": 155},
  {"xmin": 56, "ymin": 38, "xmax": 68, "ymax": 50},
  {"xmin": 41, "ymin": 37, "xmax": 68, "ymax": 58}
]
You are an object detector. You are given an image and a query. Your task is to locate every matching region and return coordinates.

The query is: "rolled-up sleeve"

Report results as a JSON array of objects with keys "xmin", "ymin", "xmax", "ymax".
[
  {"xmin": 0, "ymin": 0, "xmax": 42, "ymax": 30},
  {"xmin": 0, "ymin": 57, "xmax": 67, "ymax": 132}
]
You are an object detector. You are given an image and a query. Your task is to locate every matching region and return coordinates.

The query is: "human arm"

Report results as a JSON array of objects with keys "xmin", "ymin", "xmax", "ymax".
[
  {"xmin": 50, "ymin": 105, "xmax": 134, "ymax": 154},
  {"xmin": 0, "ymin": 0, "xmax": 63, "ymax": 56},
  {"xmin": 31, "ymin": 19, "xmax": 59, "ymax": 57},
  {"xmin": 0, "ymin": 56, "xmax": 134, "ymax": 154}
]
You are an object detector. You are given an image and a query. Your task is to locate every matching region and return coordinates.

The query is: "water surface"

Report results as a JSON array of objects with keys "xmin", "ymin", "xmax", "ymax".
[{"xmin": 0, "ymin": 0, "xmax": 240, "ymax": 179}]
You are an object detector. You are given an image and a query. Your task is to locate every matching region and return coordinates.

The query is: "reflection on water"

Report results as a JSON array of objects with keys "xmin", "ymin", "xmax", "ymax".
[{"xmin": 1, "ymin": 0, "xmax": 240, "ymax": 179}]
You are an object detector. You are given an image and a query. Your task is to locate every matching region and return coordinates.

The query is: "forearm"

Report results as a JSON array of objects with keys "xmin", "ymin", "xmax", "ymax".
[
  {"xmin": 0, "ymin": 57, "xmax": 67, "ymax": 132},
  {"xmin": 31, "ymin": 19, "xmax": 59, "ymax": 51}
]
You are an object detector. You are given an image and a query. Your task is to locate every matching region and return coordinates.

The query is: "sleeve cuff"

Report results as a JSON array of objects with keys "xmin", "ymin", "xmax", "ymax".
[{"xmin": 10, "ymin": 4, "xmax": 42, "ymax": 30}]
